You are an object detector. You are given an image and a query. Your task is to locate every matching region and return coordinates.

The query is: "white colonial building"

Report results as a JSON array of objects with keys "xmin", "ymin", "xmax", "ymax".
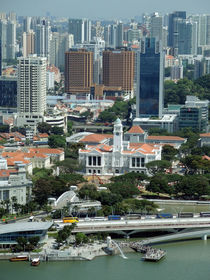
[
  {"xmin": 79, "ymin": 119, "xmax": 162, "ymax": 176},
  {"xmin": 0, "ymin": 157, "xmax": 33, "ymax": 208}
]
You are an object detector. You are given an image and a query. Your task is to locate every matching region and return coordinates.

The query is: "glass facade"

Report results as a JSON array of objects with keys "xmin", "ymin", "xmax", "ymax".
[
  {"xmin": 0, "ymin": 78, "xmax": 17, "ymax": 107},
  {"xmin": 0, "ymin": 230, "xmax": 45, "ymax": 242},
  {"xmin": 137, "ymin": 38, "xmax": 164, "ymax": 117}
]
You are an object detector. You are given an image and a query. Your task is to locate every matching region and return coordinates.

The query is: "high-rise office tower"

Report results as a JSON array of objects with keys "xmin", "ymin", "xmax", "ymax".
[
  {"xmin": 65, "ymin": 49, "xmax": 93, "ymax": 94},
  {"xmin": 103, "ymin": 49, "xmax": 135, "ymax": 97},
  {"xmin": 136, "ymin": 38, "xmax": 164, "ymax": 118},
  {"xmin": 0, "ymin": 39, "xmax": 2, "ymax": 76},
  {"xmin": 68, "ymin": 18, "xmax": 91, "ymax": 44},
  {"xmin": 176, "ymin": 19, "xmax": 197, "ymax": 55},
  {"xmin": 168, "ymin": 11, "xmax": 186, "ymax": 47},
  {"xmin": 108, "ymin": 22, "xmax": 124, "ymax": 48},
  {"xmin": 35, "ymin": 19, "xmax": 51, "ymax": 60},
  {"xmin": 50, "ymin": 32, "xmax": 74, "ymax": 69},
  {"xmin": 23, "ymin": 16, "xmax": 31, "ymax": 33},
  {"xmin": 6, "ymin": 20, "xmax": 16, "ymax": 59},
  {"xmin": 104, "ymin": 25, "xmax": 111, "ymax": 47},
  {"xmin": 17, "ymin": 55, "xmax": 47, "ymax": 114},
  {"xmin": 0, "ymin": 19, "xmax": 16, "ymax": 60},
  {"xmin": 116, "ymin": 22, "xmax": 124, "ymax": 48},
  {"xmin": 150, "ymin": 12, "xmax": 163, "ymax": 42},
  {"xmin": 22, "ymin": 30, "xmax": 35, "ymax": 57},
  {"xmin": 0, "ymin": 20, "xmax": 7, "ymax": 60}
]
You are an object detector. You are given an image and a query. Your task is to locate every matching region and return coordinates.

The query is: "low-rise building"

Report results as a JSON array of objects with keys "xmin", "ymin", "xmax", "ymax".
[
  {"xmin": 0, "ymin": 157, "xmax": 33, "ymax": 208},
  {"xmin": 0, "ymin": 222, "xmax": 53, "ymax": 245},
  {"xmin": 199, "ymin": 133, "xmax": 210, "ymax": 147},
  {"xmin": 79, "ymin": 119, "xmax": 162, "ymax": 176}
]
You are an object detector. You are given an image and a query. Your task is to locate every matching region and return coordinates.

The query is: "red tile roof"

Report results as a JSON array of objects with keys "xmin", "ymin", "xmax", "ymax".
[
  {"xmin": 147, "ymin": 136, "xmax": 185, "ymax": 141},
  {"xmin": 80, "ymin": 134, "xmax": 113, "ymax": 143},
  {"xmin": 29, "ymin": 148, "xmax": 64, "ymax": 154},
  {"xmin": 203, "ymin": 155, "xmax": 210, "ymax": 161},
  {"xmin": 127, "ymin": 126, "xmax": 144, "ymax": 134},
  {"xmin": 38, "ymin": 133, "xmax": 49, "ymax": 138},
  {"xmin": 0, "ymin": 169, "xmax": 18, "ymax": 177},
  {"xmin": 200, "ymin": 133, "xmax": 210, "ymax": 137}
]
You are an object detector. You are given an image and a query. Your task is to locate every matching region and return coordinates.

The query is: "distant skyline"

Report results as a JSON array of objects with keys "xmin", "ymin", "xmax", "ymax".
[{"xmin": 1, "ymin": 0, "xmax": 210, "ymax": 19}]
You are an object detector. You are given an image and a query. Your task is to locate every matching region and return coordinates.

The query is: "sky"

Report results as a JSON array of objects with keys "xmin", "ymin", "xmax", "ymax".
[{"xmin": 1, "ymin": 0, "xmax": 210, "ymax": 19}]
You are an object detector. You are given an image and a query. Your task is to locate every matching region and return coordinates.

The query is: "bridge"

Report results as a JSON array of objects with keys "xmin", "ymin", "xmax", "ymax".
[{"xmin": 70, "ymin": 217, "xmax": 210, "ymax": 239}]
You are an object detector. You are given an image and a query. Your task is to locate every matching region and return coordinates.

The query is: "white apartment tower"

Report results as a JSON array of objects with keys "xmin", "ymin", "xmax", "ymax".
[
  {"xmin": 16, "ymin": 55, "xmax": 47, "ymax": 132},
  {"xmin": 17, "ymin": 55, "xmax": 46, "ymax": 114}
]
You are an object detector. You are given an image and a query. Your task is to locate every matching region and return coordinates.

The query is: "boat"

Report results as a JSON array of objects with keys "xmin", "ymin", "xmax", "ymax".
[
  {"xmin": 31, "ymin": 258, "xmax": 40, "ymax": 266},
  {"xmin": 9, "ymin": 255, "xmax": 29, "ymax": 262}
]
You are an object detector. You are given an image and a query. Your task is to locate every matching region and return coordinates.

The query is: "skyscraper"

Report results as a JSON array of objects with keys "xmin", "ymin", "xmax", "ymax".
[
  {"xmin": 150, "ymin": 12, "xmax": 163, "ymax": 42},
  {"xmin": 176, "ymin": 19, "xmax": 197, "ymax": 55},
  {"xmin": 168, "ymin": 11, "xmax": 186, "ymax": 47},
  {"xmin": 103, "ymin": 49, "xmax": 135, "ymax": 97},
  {"xmin": 136, "ymin": 38, "xmax": 164, "ymax": 118},
  {"xmin": 0, "ymin": 39, "xmax": 2, "ymax": 76},
  {"xmin": 35, "ymin": 19, "xmax": 51, "ymax": 60},
  {"xmin": 0, "ymin": 19, "xmax": 16, "ymax": 60},
  {"xmin": 22, "ymin": 30, "xmax": 35, "ymax": 57},
  {"xmin": 16, "ymin": 55, "xmax": 47, "ymax": 132},
  {"xmin": 68, "ymin": 18, "xmax": 91, "ymax": 44},
  {"xmin": 17, "ymin": 55, "xmax": 47, "ymax": 114},
  {"xmin": 65, "ymin": 49, "xmax": 93, "ymax": 94}
]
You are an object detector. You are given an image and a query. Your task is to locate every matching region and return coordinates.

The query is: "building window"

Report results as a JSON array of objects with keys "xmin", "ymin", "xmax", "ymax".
[
  {"xmin": 115, "ymin": 169, "xmax": 119, "ymax": 174},
  {"xmin": 93, "ymin": 156, "xmax": 96, "ymax": 166},
  {"xmin": 93, "ymin": 170, "xmax": 96, "ymax": 174},
  {"xmin": 97, "ymin": 170, "xmax": 101, "ymax": 174},
  {"xmin": 89, "ymin": 169, "xmax": 91, "ymax": 174},
  {"xmin": 141, "ymin": 158, "xmax": 145, "ymax": 167},
  {"xmin": 132, "ymin": 158, "xmax": 135, "ymax": 167},
  {"xmin": 88, "ymin": 156, "xmax": 92, "ymax": 166},
  {"xmin": 136, "ymin": 158, "xmax": 140, "ymax": 167},
  {"xmin": 97, "ymin": 157, "xmax": 101, "ymax": 166}
]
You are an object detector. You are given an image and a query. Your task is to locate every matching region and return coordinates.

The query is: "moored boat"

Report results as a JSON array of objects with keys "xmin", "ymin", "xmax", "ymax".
[
  {"xmin": 10, "ymin": 255, "xmax": 28, "ymax": 262},
  {"xmin": 31, "ymin": 258, "xmax": 40, "ymax": 266}
]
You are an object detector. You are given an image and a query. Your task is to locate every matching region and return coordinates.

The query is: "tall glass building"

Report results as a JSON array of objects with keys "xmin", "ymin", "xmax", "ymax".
[{"xmin": 136, "ymin": 37, "xmax": 164, "ymax": 118}]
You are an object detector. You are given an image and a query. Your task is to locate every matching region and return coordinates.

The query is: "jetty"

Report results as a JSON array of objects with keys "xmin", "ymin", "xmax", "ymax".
[{"xmin": 120, "ymin": 241, "xmax": 166, "ymax": 262}]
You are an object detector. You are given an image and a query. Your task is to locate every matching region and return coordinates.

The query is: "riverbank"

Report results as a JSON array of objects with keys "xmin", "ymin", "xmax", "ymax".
[{"xmin": 0, "ymin": 239, "xmax": 135, "ymax": 262}]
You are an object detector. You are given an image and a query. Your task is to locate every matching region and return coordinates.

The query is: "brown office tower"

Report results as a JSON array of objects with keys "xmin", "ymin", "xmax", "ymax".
[
  {"xmin": 103, "ymin": 49, "xmax": 135, "ymax": 97},
  {"xmin": 65, "ymin": 49, "xmax": 93, "ymax": 94}
]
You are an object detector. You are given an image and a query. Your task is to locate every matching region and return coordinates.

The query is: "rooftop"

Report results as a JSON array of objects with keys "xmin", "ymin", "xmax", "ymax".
[
  {"xmin": 147, "ymin": 136, "xmax": 186, "ymax": 141},
  {"xmin": 0, "ymin": 222, "xmax": 53, "ymax": 235},
  {"xmin": 80, "ymin": 134, "xmax": 113, "ymax": 143},
  {"xmin": 126, "ymin": 126, "xmax": 144, "ymax": 134}
]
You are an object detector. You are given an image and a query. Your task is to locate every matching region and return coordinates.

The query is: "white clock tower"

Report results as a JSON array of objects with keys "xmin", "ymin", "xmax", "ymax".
[{"xmin": 113, "ymin": 118, "xmax": 123, "ymax": 153}]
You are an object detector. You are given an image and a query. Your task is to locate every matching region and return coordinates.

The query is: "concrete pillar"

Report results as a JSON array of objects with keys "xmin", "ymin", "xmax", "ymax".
[{"xmin": 202, "ymin": 234, "xmax": 207, "ymax": 241}]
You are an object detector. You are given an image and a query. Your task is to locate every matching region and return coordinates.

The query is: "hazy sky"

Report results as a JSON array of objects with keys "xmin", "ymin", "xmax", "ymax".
[{"xmin": 1, "ymin": 0, "xmax": 210, "ymax": 19}]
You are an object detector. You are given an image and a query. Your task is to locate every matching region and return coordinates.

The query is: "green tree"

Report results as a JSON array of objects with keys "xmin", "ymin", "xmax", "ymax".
[
  {"xmin": 28, "ymin": 236, "xmax": 40, "ymax": 248},
  {"xmin": 16, "ymin": 237, "xmax": 28, "ymax": 251},
  {"xmin": 37, "ymin": 122, "xmax": 51, "ymax": 134},
  {"xmin": 147, "ymin": 174, "xmax": 171, "ymax": 195},
  {"xmin": 78, "ymin": 184, "xmax": 98, "ymax": 200},
  {"xmin": 48, "ymin": 135, "xmax": 66, "ymax": 148},
  {"xmin": 107, "ymin": 182, "xmax": 139, "ymax": 199},
  {"xmin": 162, "ymin": 145, "xmax": 178, "ymax": 161},
  {"xmin": 146, "ymin": 160, "xmax": 171, "ymax": 175},
  {"xmin": 75, "ymin": 232, "xmax": 88, "ymax": 245},
  {"xmin": 51, "ymin": 126, "xmax": 64, "ymax": 135},
  {"xmin": 175, "ymin": 175, "xmax": 210, "ymax": 199}
]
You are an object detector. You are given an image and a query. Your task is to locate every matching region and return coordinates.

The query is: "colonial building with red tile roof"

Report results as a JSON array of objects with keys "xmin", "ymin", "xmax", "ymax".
[
  {"xmin": 200, "ymin": 133, "xmax": 210, "ymax": 147},
  {"xmin": 0, "ymin": 157, "xmax": 33, "ymax": 208},
  {"xmin": 79, "ymin": 119, "xmax": 162, "ymax": 176}
]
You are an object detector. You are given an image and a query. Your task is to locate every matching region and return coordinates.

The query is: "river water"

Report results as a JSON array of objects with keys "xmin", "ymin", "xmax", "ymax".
[{"xmin": 1, "ymin": 239, "xmax": 210, "ymax": 280}]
